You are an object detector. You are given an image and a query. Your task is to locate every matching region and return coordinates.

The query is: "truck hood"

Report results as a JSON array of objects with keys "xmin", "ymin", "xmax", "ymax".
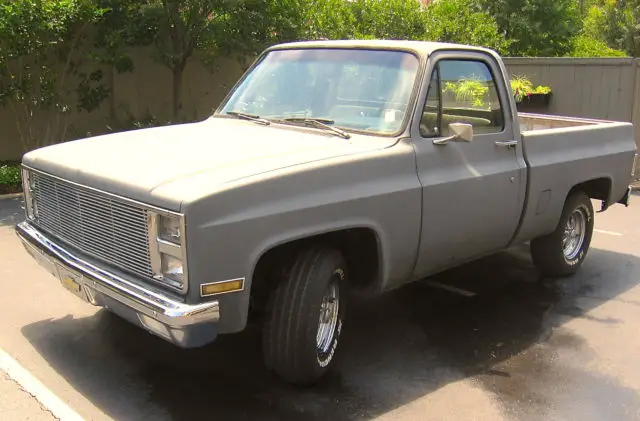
[{"xmin": 23, "ymin": 117, "xmax": 395, "ymax": 211}]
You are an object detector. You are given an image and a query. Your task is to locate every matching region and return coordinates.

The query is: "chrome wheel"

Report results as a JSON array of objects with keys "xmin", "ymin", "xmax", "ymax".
[
  {"xmin": 316, "ymin": 279, "xmax": 340, "ymax": 356},
  {"xmin": 562, "ymin": 208, "xmax": 587, "ymax": 260}
]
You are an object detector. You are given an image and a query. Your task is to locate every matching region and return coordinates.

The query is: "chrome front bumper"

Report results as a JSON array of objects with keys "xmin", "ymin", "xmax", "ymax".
[{"xmin": 15, "ymin": 221, "xmax": 220, "ymax": 348}]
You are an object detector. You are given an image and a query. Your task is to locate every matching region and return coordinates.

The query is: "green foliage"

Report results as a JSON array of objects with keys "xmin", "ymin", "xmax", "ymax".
[
  {"xmin": 443, "ymin": 79, "xmax": 490, "ymax": 108},
  {"xmin": 533, "ymin": 85, "xmax": 552, "ymax": 94},
  {"xmin": 422, "ymin": 0, "xmax": 510, "ymax": 54},
  {"xmin": 0, "ymin": 0, "xmax": 106, "ymax": 151},
  {"xmin": 302, "ymin": 0, "xmax": 419, "ymax": 40},
  {"xmin": 217, "ymin": 0, "xmax": 309, "ymax": 56},
  {"xmin": 0, "ymin": 164, "xmax": 20, "ymax": 186},
  {"xmin": 509, "ymin": 75, "xmax": 535, "ymax": 102},
  {"xmin": 2, "ymin": 0, "xmax": 637, "ymax": 155},
  {"xmin": 597, "ymin": 0, "xmax": 640, "ymax": 57},
  {"xmin": 567, "ymin": 5, "xmax": 628, "ymax": 57},
  {"xmin": 477, "ymin": 0, "xmax": 581, "ymax": 56},
  {"xmin": 92, "ymin": 0, "xmax": 155, "ymax": 68},
  {"xmin": 302, "ymin": 0, "xmax": 508, "ymax": 53},
  {"xmin": 570, "ymin": 34, "xmax": 628, "ymax": 57},
  {"xmin": 443, "ymin": 74, "xmax": 552, "ymax": 107},
  {"xmin": 346, "ymin": 0, "xmax": 425, "ymax": 40},
  {"xmin": 509, "ymin": 75, "xmax": 551, "ymax": 102}
]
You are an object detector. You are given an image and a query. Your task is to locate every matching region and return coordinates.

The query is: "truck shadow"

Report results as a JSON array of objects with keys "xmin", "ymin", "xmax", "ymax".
[{"xmin": 20, "ymin": 245, "xmax": 640, "ymax": 421}]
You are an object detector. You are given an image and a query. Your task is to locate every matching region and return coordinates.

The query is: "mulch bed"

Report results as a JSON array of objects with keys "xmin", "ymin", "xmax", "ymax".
[{"xmin": 0, "ymin": 185, "xmax": 22, "ymax": 195}]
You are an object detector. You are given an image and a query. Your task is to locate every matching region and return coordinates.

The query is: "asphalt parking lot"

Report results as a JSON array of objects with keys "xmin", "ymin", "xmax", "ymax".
[{"xmin": 1, "ymin": 193, "xmax": 640, "ymax": 421}]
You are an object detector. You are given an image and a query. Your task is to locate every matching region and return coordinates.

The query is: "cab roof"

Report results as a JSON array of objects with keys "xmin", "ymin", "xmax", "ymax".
[{"xmin": 266, "ymin": 39, "xmax": 497, "ymax": 59}]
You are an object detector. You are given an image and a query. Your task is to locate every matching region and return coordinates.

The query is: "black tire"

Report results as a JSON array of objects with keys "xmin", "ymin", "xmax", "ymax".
[
  {"xmin": 531, "ymin": 190, "xmax": 594, "ymax": 277},
  {"xmin": 262, "ymin": 247, "xmax": 347, "ymax": 385}
]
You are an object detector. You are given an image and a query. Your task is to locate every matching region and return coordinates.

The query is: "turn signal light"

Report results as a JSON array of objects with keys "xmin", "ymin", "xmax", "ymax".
[{"xmin": 200, "ymin": 279, "xmax": 244, "ymax": 297}]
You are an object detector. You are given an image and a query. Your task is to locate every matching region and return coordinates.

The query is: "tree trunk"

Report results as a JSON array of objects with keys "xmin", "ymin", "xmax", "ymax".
[
  {"xmin": 172, "ymin": 63, "xmax": 185, "ymax": 122},
  {"xmin": 108, "ymin": 65, "xmax": 118, "ymax": 129}
]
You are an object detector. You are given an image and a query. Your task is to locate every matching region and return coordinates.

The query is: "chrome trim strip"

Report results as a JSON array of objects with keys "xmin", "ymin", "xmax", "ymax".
[
  {"xmin": 21, "ymin": 169, "xmax": 34, "ymax": 220},
  {"xmin": 200, "ymin": 277, "xmax": 246, "ymax": 298},
  {"xmin": 16, "ymin": 221, "xmax": 219, "ymax": 327},
  {"xmin": 148, "ymin": 212, "xmax": 162, "ymax": 276},
  {"xmin": 180, "ymin": 214, "xmax": 190, "ymax": 290},
  {"xmin": 157, "ymin": 239, "xmax": 182, "ymax": 258}
]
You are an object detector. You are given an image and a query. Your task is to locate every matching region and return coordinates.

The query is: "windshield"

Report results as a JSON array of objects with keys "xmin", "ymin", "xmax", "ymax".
[{"xmin": 218, "ymin": 48, "xmax": 420, "ymax": 135}]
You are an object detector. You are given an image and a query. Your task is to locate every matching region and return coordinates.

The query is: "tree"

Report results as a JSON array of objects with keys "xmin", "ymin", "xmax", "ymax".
[
  {"xmin": 422, "ymin": 0, "xmax": 511, "ymax": 54},
  {"xmin": 91, "ymin": 0, "xmax": 159, "ymax": 129},
  {"xmin": 601, "ymin": 0, "xmax": 640, "ymax": 57},
  {"xmin": 216, "ymin": 0, "xmax": 309, "ymax": 63},
  {"xmin": 0, "ymin": 0, "xmax": 105, "ymax": 152},
  {"xmin": 348, "ymin": 0, "xmax": 426, "ymax": 40},
  {"xmin": 569, "ymin": 4, "xmax": 627, "ymax": 57},
  {"xmin": 477, "ymin": 0, "xmax": 581, "ymax": 56},
  {"xmin": 302, "ymin": 0, "xmax": 508, "ymax": 54},
  {"xmin": 303, "ymin": 0, "xmax": 359, "ymax": 40},
  {"xmin": 144, "ymin": 0, "xmax": 235, "ymax": 121}
]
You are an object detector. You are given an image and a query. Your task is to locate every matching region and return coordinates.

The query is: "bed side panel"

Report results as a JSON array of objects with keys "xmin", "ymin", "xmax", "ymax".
[{"xmin": 513, "ymin": 122, "xmax": 636, "ymax": 244}]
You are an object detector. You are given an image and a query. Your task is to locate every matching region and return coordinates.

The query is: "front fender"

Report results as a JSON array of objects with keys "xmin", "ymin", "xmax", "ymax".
[
  {"xmin": 183, "ymin": 143, "xmax": 422, "ymax": 333},
  {"xmin": 247, "ymin": 219, "xmax": 388, "ymax": 290}
]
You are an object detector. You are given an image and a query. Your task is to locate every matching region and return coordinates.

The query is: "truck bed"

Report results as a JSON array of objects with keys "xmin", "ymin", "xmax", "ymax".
[
  {"xmin": 519, "ymin": 112, "xmax": 621, "ymax": 132},
  {"xmin": 513, "ymin": 112, "xmax": 637, "ymax": 244}
]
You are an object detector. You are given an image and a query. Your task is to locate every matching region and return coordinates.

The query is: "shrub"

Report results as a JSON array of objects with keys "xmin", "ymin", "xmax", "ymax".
[
  {"xmin": 0, "ymin": 164, "xmax": 20, "ymax": 186},
  {"xmin": 570, "ymin": 34, "xmax": 628, "ymax": 57},
  {"xmin": 566, "ymin": 6, "xmax": 628, "ymax": 58}
]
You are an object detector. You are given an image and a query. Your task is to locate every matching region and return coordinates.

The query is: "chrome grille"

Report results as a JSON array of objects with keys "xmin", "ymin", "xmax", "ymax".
[{"xmin": 31, "ymin": 172, "xmax": 153, "ymax": 279}]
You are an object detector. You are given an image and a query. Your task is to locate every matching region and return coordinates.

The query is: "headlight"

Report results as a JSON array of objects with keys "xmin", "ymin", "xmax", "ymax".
[
  {"xmin": 159, "ymin": 215, "xmax": 181, "ymax": 244},
  {"xmin": 149, "ymin": 211, "xmax": 188, "ymax": 292},
  {"xmin": 161, "ymin": 254, "xmax": 184, "ymax": 287}
]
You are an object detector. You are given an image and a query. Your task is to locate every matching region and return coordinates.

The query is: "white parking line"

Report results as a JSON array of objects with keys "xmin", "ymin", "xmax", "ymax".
[
  {"xmin": 0, "ymin": 348, "xmax": 85, "ymax": 421},
  {"xmin": 594, "ymin": 229, "xmax": 623, "ymax": 237}
]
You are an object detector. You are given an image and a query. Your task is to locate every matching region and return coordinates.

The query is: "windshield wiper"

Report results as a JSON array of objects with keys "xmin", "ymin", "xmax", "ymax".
[
  {"xmin": 278, "ymin": 117, "xmax": 351, "ymax": 139},
  {"xmin": 226, "ymin": 111, "xmax": 270, "ymax": 125}
]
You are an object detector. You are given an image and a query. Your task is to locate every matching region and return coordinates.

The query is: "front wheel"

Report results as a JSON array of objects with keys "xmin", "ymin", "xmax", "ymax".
[
  {"xmin": 262, "ymin": 247, "xmax": 347, "ymax": 385},
  {"xmin": 531, "ymin": 190, "xmax": 594, "ymax": 277}
]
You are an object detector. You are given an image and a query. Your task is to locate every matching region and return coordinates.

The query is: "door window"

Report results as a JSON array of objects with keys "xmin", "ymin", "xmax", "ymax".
[{"xmin": 420, "ymin": 59, "xmax": 505, "ymax": 137}]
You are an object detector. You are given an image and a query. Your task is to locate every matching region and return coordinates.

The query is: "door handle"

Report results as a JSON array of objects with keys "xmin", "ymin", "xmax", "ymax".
[{"xmin": 495, "ymin": 140, "xmax": 518, "ymax": 147}]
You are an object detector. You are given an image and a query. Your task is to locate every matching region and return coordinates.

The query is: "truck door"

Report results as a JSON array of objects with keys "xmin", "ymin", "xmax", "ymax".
[{"xmin": 410, "ymin": 51, "xmax": 527, "ymax": 278}]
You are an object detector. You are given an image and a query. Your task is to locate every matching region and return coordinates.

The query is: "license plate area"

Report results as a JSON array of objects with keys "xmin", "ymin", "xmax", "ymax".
[{"xmin": 56, "ymin": 264, "xmax": 86, "ymax": 301}]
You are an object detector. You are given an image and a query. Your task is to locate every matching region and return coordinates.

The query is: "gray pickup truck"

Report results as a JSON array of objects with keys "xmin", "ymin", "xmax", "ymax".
[{"xmin": 16, "ymin": 40, "xmax": 637, "ymax": 385}]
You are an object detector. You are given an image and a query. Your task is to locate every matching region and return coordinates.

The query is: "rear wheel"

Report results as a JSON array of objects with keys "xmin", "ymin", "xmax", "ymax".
[
  {"xmin": 531, "ymin": 191, "xmax": 594, "ymax": 277},
  {"xmin": 262, "ymin": 247, "xmax": 347, "ymax": 385}
]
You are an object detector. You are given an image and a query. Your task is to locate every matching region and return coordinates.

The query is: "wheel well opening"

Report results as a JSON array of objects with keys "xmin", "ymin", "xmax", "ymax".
[
  {"xmin": 249, "ymin": 228, "xmax": 381, "ymax": 316},
  {"xmin": 571, "ymin": 178, "xmax": 611, "ymax": 202}
]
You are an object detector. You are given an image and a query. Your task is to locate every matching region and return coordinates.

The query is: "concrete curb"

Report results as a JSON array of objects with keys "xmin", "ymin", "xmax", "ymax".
[
  {"xmin": 0, "ymin": 193, "xmax": 23, "ymax": 199},
  {"xmin": 0, "ymin": 349, "xmax": 85, "ymax": 421}
]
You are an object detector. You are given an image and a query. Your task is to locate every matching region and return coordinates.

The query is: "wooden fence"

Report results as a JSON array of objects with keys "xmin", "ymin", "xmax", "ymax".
[
  {"xmin": 504, "ymin": 57, "xmax": 640, "ymax": 146},
  {"xmin": 1, "ymin": 53, "xmax": 639, "ymax": 162}
]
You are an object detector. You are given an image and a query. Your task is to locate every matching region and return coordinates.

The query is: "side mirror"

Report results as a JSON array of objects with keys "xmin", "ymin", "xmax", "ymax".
[{"xmin": 433, "ymin": 123, "xmax": 474, "ymax": 145}]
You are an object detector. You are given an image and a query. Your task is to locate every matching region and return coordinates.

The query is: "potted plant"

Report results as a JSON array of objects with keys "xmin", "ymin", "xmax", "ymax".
[{"xmin": 510, "ymin": 75, "xmax": 552, "ymax": 111}]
